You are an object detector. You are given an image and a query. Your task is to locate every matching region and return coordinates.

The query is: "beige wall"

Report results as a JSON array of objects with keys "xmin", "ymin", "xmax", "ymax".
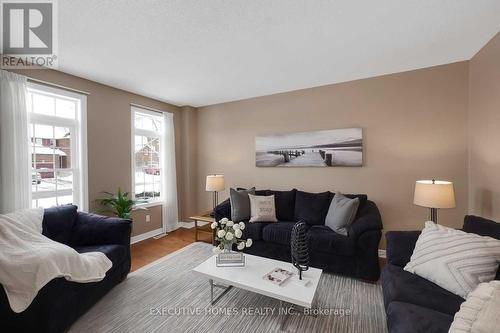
[
  {"xmin": 469, "ymin": 32, "xmax": 500, "ymax": 220},
  {"xmin": 11, "ymin": 31, "xmax": 500, "ymax": 244},
  {"xmin": 197, "ymin": 62, "xmax": 470, "ymax": 247},
  {"xmin": 10, "ymin": 68, "xmax": 192, "ymax": 237},
  {"xmin": 131, "ymin": 205, "xmax": 162, "ymax": 236}
]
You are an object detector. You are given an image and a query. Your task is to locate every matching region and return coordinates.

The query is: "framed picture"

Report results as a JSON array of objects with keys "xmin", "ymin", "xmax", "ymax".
[{"xmin": 255, "ymin": 128, "xmax": 362, "ymax": 167}]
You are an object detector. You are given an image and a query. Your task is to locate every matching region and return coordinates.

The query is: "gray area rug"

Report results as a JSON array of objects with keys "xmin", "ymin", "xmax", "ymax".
[{"xmin": 70, "ymin": 242, "xmax": 387, "ymax": 333}]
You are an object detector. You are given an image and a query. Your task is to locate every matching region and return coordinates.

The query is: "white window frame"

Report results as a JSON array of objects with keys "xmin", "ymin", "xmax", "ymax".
[
  {"xmin": 131, "ymin": 106, "xmax": 164, "ymax": 207},
  {"xmin": 27, "ymin": 82, "xmax": 88, "ymax": 211}
]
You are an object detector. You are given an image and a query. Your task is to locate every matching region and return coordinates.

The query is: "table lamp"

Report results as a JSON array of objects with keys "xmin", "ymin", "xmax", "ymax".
[
  {"xmin": 414, "ymin": 179, "xmax": 455, "ymax": 223},
  {"xmin": 206, "ymin": 175, "xmax": 225, "ymax": 212}
]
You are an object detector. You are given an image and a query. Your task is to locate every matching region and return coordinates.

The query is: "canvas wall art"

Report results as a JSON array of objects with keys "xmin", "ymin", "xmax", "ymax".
[{"xmin": 255, "ymin": 128, "xmax": 363, "ymax": 167}]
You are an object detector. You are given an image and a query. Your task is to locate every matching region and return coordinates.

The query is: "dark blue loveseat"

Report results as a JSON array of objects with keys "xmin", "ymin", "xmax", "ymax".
[
  {"xmin": 214, "ymin": 189, "xmax": 383, "ymax": 281},
  {"xmin": 382, "ymin": 215, "xmax": 500, "ymax": 333},
  {"xmin": 0, "ymin": 205, "xmax": 132, "ymax": 333}
]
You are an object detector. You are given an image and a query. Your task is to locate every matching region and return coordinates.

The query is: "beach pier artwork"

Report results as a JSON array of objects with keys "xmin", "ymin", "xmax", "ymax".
[{"xmin": 255, "ymin": 128, "xmax": 363, "ymax": 167}]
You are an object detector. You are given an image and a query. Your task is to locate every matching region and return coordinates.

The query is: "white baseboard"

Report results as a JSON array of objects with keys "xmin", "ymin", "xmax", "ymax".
[
  {"xmin": 131, "ymin": 228, "xmax": 164, "ymax": 244},
  {"xmin": 378, "ymin": 249, "xmax": 387, "ymax": 258}
]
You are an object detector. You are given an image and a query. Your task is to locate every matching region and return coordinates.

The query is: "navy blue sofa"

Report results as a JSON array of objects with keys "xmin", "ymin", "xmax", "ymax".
[
  {"xmin": 0, "ymin": 205, "xmax": 132, "ymax": 333},
  {"xmin": 382, "ymin": 215, "xmax": 500, "ymax": 333},
  {"xmin": 214, "ymin": 189, "xmax": 383, "ymax": 281}
]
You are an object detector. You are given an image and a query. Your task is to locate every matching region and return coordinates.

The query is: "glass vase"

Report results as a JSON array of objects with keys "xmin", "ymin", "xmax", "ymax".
[{"xmin": 222, "ymin": 242, "xmax": 233, "ymax": 253}]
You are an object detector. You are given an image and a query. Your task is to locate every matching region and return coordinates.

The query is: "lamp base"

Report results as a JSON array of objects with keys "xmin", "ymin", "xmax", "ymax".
[
  {"xmin": 430, "ymin": 208, "xmax": 438, "ymax": 223},
  {"xmin": 212, "ymin": 191, "xmax": 219, "ymax": 213}
]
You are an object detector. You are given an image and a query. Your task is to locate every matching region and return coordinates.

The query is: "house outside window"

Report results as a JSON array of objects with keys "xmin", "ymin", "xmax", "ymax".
[
  {"xmin": 131, "ymin": 106, "xmax": 164, "ymax": 204},
  {"xmin": 27, "ymin": 83, "xmax": 88, "ymax": 210}
]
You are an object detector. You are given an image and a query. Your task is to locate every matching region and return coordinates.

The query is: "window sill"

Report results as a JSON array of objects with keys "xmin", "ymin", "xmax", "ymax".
[{"xmin": 133, "ymin": 201, "xmax": 163, "ymax": 209}]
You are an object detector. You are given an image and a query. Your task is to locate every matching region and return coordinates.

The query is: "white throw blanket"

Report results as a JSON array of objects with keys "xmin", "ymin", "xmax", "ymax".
[{"xmin": 0, "ymin": 208, "xmax": 112, "ymax": 313}]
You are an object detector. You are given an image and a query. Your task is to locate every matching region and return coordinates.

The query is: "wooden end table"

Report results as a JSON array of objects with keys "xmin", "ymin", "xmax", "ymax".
[{"xmin": 189, "ymin": 212, "xmax": 215, "ymax": 245}]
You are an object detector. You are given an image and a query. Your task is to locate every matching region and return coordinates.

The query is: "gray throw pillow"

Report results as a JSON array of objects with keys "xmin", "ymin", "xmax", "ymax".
[
  {"xmin": 325, "ymin": 192, "xmax": 360, "ymax": 235},
  {"xmin": 230, "ymin": 187, "xmax": 255, "ymax": 222}
]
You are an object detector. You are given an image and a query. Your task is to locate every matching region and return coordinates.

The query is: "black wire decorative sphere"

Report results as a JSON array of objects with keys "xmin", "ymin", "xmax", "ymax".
[{"xmin": 290, "ymin": 221, "xmax": 309, "ymax": 280}]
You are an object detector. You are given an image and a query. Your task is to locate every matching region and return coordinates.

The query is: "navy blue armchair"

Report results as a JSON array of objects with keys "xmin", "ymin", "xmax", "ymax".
[
  {"xmin": 0, "ymin": 205, "xmax": 132, "ymax": 333},
  {"xmin": 382, "ymin": 215, "xmax": 500, "ymax": 333}
]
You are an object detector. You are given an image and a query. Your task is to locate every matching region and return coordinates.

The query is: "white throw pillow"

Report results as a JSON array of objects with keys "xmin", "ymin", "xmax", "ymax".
[
  {"xmin": 248, "ymin": 194, "xmax": 278, "ymax": 223},
  {"xmin": 449, "ymin": 281, "xmax": 500, "ymax": 333},
  {"xmin": 404, "ymin": 221, "xmax": 500, "ymax": 298}
]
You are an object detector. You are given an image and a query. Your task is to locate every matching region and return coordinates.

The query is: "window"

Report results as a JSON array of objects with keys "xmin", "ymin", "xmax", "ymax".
[
  {"xmin": 27, "ymin": 83, "xmax": 87, "ymax": 210},
  {"xmin": 131, "ymin": 106, "xmax": 163, "ymax": 204}
]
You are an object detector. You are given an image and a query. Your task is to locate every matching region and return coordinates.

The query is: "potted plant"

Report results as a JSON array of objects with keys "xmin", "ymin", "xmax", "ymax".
[
  {"xmin": 211, "ymin": 217, "xmax": 252, "ymax": 253},
  {"xmin": 98, "ymin": 188, "xmax": 139, "ymax": 219}
]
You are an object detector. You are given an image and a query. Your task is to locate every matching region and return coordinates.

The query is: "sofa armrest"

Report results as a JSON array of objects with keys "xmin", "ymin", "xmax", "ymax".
[
  {"xmin": 349, "ymin": 215, "xmax": 382, "ymax": 239},
  {"xmin": 348, "ymin": 200, "xmax": 383, "ymax": 240},
  {"xmin": 70, "ymin": 212, "xmax": 132, "ymax": 247},
  {"xmin": 385, "ymin": 231, "xmax": 421, "ymax": 267},
  {"xmin": 214, "ymin": 198, "xmax": 231, "ymax": 222},
  {"xmin": 355, "ymin": 229, "xmax": 382, "ymax": 281}
]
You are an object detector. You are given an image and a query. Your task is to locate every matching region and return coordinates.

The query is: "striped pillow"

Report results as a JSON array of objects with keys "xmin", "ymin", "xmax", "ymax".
[
  {"xmin": 404, "ymin": 221, "xmax": 500, "ymax": 298},
  {"xmin": 449, "ymin": 281, "xmax": 500, "ymax": 333}
]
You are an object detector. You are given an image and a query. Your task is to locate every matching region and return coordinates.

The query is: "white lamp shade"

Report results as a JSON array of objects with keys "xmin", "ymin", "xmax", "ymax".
[
  {"xmin": 414, "ymin": 180, "xmax": 456, "ymax": 209},
  {"xmin": 206, "ymin": 175, "xmax": 225, "ymax": 192}
]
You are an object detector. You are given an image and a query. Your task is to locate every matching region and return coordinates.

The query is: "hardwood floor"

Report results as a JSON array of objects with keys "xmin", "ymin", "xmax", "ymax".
[
  {"xmin": 130, "ymin": 227, "xmax": 210, "ymax": 271},
  {"xmin": 130, "ymin": 227, "xmax": 387, "ymax": 272}
]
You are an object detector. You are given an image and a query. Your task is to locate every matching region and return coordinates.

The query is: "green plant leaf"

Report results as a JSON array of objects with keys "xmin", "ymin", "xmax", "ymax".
[{"xmin": 97, "ymin": 188, "xmax": 138, "ymax": 220}]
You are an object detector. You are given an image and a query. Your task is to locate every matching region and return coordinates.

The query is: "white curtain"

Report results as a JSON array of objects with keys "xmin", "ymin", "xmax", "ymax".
[
  {"xmin": 162, "ymin": 112, "xmax": 179, "ymax": 232},
  {"xmin": 0, "ymin": 70, "xmax": 31, "ymax": 213}
]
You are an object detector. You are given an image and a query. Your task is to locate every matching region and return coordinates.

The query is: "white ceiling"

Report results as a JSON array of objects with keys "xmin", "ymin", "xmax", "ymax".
[{"xmin": 58, "ymin": 1, "xmax": 500, "ymax": 107}]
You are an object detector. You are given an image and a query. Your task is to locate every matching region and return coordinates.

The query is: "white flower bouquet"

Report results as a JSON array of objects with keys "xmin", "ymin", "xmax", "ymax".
[{"xmin": 211, "ymin": 217, "xmax": 252, "ymax": 254}]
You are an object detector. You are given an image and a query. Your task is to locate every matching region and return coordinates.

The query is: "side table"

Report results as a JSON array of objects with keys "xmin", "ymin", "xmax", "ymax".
[{"xmin": 189, "ymin": 212, "xmax": 215, "ymax": 245}]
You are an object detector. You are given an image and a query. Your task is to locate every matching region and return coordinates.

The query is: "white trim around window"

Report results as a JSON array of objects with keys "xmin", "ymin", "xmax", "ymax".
[
  {"xmin": 131, "ymin": 106, "xmax": 164, "ymax": 207},
  {"xmin": 27, "ymin": 82, "xmax": 88, "ymax": 211}
]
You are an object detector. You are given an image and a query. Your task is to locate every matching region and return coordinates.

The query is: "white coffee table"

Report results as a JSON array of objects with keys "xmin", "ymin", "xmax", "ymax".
[{"xmin": 192, "ymin": 253, "xmax": 322, "ymax": 308}]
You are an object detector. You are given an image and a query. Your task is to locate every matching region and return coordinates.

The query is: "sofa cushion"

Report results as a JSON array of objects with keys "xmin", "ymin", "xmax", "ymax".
[
  {"xmin": 307, "ymin": 225, "xmax": 355, "ymax": 256},
  {"xmin": 262, "ymin": 222, "xmax": 295, "ymax": 245},
  {"xmin": 382, "ymin": 264, "xmax": 464, "ymax": 315},
  {"xmin": 344, "ymin": 194, "xmax": 368, "ymax": 208},
  {"xmin": 70, "ymin": 213, "xmax": 131, "ymax": 247},
  {"xmin": 463, "ymin": 215, "xmax": 500, "ymax": 279},
  {"xmin": 42, "ymin": 204, "xmax": 78, "ymax": 246},
  {"xmin": 386, "ymin": 301, "xmax": 454, "ymax": 333},
  {"xmin": 214, "ymin": 198, "xmax": 231, "ymax": 222},
  {"xmin": 241, "ymin": 222, "xmax": 269, "ymax": 241},
  {"xmin": 74, "ymin": 244, "xmax": 127, "ymax": 267},
  {"xmin": 386, "ymin": 231, "xmax": 421, "ymax": 267},
  {"xmin": 294, "ymin": 190, "xmax": 332, "ymax": 225},
  {"xmin": 268, "ymin": 189, "xmax": 297, "ymax": 221},
  {"xmin": 236, "ymin": 188, "xmax": 269, "ymax": 196},
  {"xmin": 463, "ymin": 215, "xmax": 500, "ymax": 239}
]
